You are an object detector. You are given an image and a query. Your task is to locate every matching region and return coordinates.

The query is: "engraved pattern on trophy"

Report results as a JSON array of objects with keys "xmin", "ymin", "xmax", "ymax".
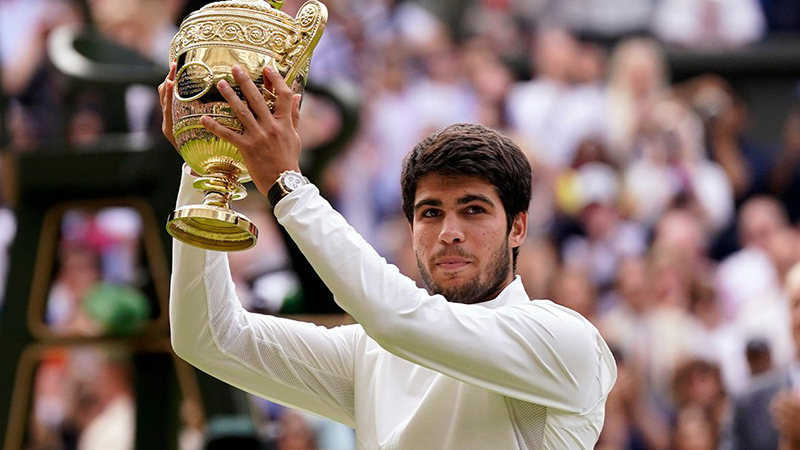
[{"xmin": 166, "ymin": 0, "xmax": 327, "ymax": 251}]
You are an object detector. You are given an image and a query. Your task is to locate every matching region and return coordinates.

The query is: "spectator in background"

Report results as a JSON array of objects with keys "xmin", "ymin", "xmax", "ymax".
[
  {"xmin": 729, "ymin": 262, "xmax": 800, "ymax": 450},
  {"xmin": 275, "ymin": 410, "xmax": 317, "ymax": 450},
  {"xmin": 604, "ymin": 37, "xmax": 669, "ymax": 167},
  {"xmin": 46, "ymin": 245, "xmax": 103, "ymax": 335},
  {"xmin": 303, "ymin": 0, "xmax": 366, "ymax": 84},
  {"xmin": 90, "ymin": 0, "xmax": 180, "ymax": 137},
  {"xmin": 571, "ymin": 41, "xmax": 607, "ymax": 91},
  {"xmin": 515, "ymin": 237, "xmax": 559, "ymax": 300},
  {"xmin": 559, "ymin": 162, "xmax": 648, "ymax": 301},
  {"xmin": 506, "ymin": 28, "xmax": 606, "ymax": 171},
  {"xmin": 623, "ymin": 97, "xmax": 735, "ymax": 235},
  {"xmin": 686, "ymin": 273, "xmax": 751, "ymax": 396},
  {"xmin": 76, "ymin": 352, "xmax": 136, "ymax": 450},
  {"xmin": 673, "ymin": 405, "xmax": 718, "ymax": 450},
  {"xmin": 652, "ymin": 0, "xmax": 766, "ymax": 49},
  {"xmin": 343, "ymin": 41, "xmax": 420, "ymax": 238},
  {"xmin": 0, "ymin": 0, "xmax": 80, "ymax": 151},
  {"xmin": 459, "ymin": 0, "xmax": 531, "ymax": 78},
  {"xmin": 409, "ymin": 33, "xmax": 480, "ymax": 137},
  {"xmin": 675, "ymin": 75, "xmax": 771, "ymax": 203},
  {"xmin": 717, "ymin": 196, "xmax": 789, "ymax": 320},
  {"xmin": 348, "ymin": 30, "xmax": 480, "ymax": 243},
  {"xmin": 716, "ymin": 197, "xmax": 798, "ymax": 385},
  {"xmin": 671, "ymin": 359, "xmax": 731, "ymax": 450},
  {"xmin": 597, "ymin": 256, "xmax": 652, "ymax": 363},
  {"xmin": 459, "ymin": 36, "xmax": 517, "ymax": 131},
  {"xmin": 638, "ymin": 211, "xmax": 709, "ymax": 401},
  {"xmin": 550, "ymin": 265, "xmax": 598, "ymax": 322},
  {"xmin": 598, "ymin": 349, "xmax": 671, "ymax": 450},
  {"xmin": 763, "ymin": 226, "xmax": 800, "ymax": 287}
]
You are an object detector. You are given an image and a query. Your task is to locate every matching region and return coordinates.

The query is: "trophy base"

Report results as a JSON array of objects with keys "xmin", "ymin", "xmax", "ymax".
[{"xmin": 167, "ymin": 205, "xmax": 258, "ymax": 252}]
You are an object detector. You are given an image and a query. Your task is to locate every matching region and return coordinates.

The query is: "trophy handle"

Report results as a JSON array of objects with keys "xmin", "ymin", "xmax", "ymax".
[{"xmin": 284, "ymin": 1, "xmax": 328, "ymax": 87}]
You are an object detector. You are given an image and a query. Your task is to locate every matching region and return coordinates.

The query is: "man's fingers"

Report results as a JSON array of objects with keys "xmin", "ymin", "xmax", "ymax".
[
  {"xmin": 217, "ymin": 79, "xmax": 260, "ymax": 131},
  {"xmin": 231, "ymin": 65, "xmax": 271, "ymax": 119},
  {"xmin": 291, "ymin": 94, "xmax": 301, "ymax": 129},
  {"xmin": 263, "ymin": 66, "xmax": 293, "ymax": 120},
  {"xmin": 159, "ymin": 64, "xmax": 176, "ymax": 106},
  {"xmin": 201, "ymin": 115, "xmax": 244, "ymax": 148},
  {"xmin": 160, "ymin": 63, "xmax": 178, "ymax": 149},
  {"xmin": 169, "ymin": 62, "xmax": 177, "ymax": 80}
]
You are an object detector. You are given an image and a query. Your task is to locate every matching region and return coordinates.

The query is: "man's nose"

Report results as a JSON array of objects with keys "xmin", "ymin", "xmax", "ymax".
[{"xmin": 438, "ymin": 216, "xmax": 465, "ymax": 244}]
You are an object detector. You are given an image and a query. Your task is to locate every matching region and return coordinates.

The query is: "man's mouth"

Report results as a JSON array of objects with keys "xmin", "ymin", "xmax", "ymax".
[{"xmin": 435, "ymin": 258, "xmax": 471, "ymax": 271}]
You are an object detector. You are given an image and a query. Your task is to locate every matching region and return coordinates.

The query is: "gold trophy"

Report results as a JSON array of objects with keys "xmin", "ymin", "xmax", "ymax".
[{"xmin": 166, "ymin": 0, "xmax": 327, "ymax": 251}]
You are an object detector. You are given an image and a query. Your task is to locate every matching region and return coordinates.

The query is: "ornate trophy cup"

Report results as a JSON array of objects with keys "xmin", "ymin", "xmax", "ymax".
[{"xmin": 166, "ymin": 0, "xmax": 327, "ymax": 251}]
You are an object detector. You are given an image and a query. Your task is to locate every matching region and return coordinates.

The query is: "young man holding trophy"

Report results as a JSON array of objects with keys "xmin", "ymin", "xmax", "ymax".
[{"xmin": 162, "ymin": 1, "xmax": 616, "ymax": 448}]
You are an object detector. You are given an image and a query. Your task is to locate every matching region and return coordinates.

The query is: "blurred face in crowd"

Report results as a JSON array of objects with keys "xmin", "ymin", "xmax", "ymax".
[
  {"xmin": 739, "ymin": 197, "xmax": 788, "ymax": 250},
  {"xmin": 616, "ymin": 257, "xmax": 649, "ymax": 313},
  {"xmin": 534, "ymin": 29, "xmax": 578, "ymax": 82},
  {"xmin": 765, "ymin": 228, "xmax": 800, "ymax": 276},
  {"xmin": 60, "ymin": 247, "xmax": 100, "ymax": 298},
  {"xmin": 411, "ymin": 174, "xmax": 526, "ymax": 304},
  {"xmin": 609, "ymin": 38, "xmax": 667, "ymax": 98},
  {"xmin": 552, "ymin": 266, "xmax": 595, "ymax": 318},
  {"xmin": 674, "ymin": 406, "xmax": 715, "ymax": 450}
]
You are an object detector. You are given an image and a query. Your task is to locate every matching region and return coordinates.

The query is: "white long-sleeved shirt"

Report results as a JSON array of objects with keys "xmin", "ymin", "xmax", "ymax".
[{"xmin": 170, "ymin": 169, "xmax": 617, "ymax": 449}]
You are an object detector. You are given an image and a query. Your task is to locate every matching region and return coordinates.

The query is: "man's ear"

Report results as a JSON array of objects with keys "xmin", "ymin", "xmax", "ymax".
[{"xmin": 510, "ymin": 211, "xmax": 527, "ymax": 248}]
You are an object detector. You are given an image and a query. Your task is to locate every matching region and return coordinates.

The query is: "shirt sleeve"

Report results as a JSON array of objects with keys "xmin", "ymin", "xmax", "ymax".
[
  {"xmin": 169, "ymin": 168, "xmax": 357, "ymax": 426},
  {"xmin": 275, "ymin": 185, "xmax": 616, "ymax": 414}
]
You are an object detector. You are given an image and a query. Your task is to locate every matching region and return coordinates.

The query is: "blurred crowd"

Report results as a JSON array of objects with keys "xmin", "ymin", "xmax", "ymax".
[{"xmin": 3, "ymin": 0, "xmax": 800, "ymax": 449}]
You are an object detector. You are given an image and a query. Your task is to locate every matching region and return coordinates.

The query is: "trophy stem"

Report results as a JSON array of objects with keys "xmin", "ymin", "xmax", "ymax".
[
  {"xmin": 197, "ymin": 173, "xmax": 241, "ymax": 207},
  {"xmin": 194, "ymin": 172, "xmax": 248, "ymax": 207},
  {"xmin": 203, "ymin": 191, "xmax": 233, "ymax": 209},
  {"xmin": 166, "ymin": 172, "xmax": 258, "ymax": 252}
]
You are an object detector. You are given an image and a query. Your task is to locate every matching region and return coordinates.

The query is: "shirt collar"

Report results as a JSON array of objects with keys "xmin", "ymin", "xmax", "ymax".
[{"xmin": 476, "ymin": 276, "xmax": 529, "ymax": 309}]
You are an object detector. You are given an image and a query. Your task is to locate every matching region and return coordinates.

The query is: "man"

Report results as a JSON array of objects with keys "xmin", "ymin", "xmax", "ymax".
[{"xmin": 160, "ymin": 64, "xmax": 616, "ymax": 449}]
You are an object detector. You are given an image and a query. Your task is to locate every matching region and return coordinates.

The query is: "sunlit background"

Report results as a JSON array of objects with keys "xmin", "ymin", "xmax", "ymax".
[{"xmin": 2, "ymin": 0, "xmax": 800, "ymax": 449}]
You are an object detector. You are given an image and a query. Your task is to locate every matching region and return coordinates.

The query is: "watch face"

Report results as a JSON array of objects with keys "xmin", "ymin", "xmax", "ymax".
[{"xmin": 282, "ymin": 173, "xmax": 305, "ymax": 191}]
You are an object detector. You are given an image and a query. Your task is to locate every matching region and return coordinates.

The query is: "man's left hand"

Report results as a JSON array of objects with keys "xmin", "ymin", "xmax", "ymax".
[{"xmin": 200, "ymin": 65, "xmax": 303, "ymax": 196}]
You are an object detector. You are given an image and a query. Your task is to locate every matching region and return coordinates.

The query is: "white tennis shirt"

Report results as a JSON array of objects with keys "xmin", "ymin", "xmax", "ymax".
[{"xmin": 170, "ymin": 170, "xmax": 617, "ymax": 449}]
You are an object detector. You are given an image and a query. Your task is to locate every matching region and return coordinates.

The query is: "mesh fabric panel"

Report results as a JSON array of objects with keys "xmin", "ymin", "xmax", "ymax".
[{"xmin": 506, "ymin": 397, "xmax": 547, "ymax": 450}]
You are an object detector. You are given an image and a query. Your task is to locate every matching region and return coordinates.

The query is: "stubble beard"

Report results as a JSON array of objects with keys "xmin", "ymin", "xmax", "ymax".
[{"xmin": 417, "ymin": 240, "xmax": 512, "ymax": 304}]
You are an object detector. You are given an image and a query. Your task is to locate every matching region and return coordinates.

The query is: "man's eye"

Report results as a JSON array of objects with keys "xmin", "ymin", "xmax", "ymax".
[
  {"xmin": 421, "ymin": 209, "xmax": 441, "ymax": 218},
  {"xmin": 465, "ymin": 205, "xmax": 486, "ymax": 214}
]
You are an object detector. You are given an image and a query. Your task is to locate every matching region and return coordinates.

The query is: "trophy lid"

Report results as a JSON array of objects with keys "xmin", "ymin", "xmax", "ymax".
[{"xmin": 169, "ymin": 0, "xmax": 327, "ymax": 83}]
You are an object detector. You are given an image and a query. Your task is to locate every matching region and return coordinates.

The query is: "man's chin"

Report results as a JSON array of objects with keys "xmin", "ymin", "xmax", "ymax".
[{"xmin": 432, "ymin": 281, "xmax": 485, "ymax": 304}]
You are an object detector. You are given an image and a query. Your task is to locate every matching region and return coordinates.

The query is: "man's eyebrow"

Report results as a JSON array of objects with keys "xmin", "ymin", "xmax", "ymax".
[
  {"xmin": 457, "ymin": 194, "xmax": 494, "ymax": 206},
  {"xmin": 414, "ymin": 198, "xmax": 442, "ymax": 211},
  {"xmin": 414, "ymin": 194, "xmax": 495, "ymax": 212}
]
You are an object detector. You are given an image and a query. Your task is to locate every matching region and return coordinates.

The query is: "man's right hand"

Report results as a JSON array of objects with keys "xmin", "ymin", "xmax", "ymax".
[{"xmin": 158, "ymin": 63, "xmax": 178, "ymax": 150}]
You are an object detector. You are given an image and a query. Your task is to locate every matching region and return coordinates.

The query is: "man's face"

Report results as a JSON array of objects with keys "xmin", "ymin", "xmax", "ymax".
[{"xmin": 410, "ymin": 173, "xmax": 527, "ymax": 304}]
